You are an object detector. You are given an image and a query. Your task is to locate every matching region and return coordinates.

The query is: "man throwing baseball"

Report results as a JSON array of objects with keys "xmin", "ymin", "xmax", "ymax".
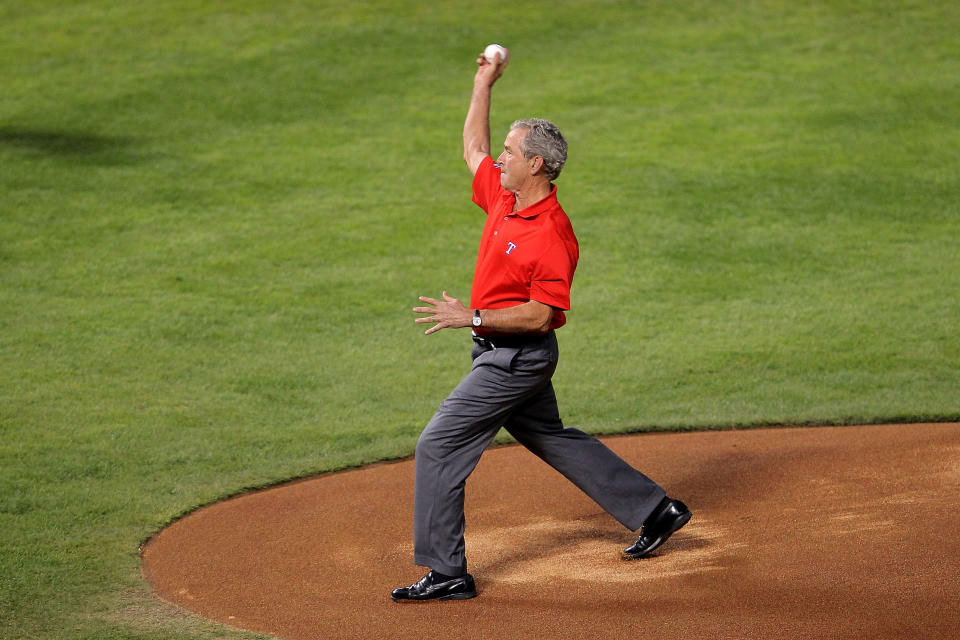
[{"xmin": 391, "ymin": 48, "xmax": 691, "ymax": 602}]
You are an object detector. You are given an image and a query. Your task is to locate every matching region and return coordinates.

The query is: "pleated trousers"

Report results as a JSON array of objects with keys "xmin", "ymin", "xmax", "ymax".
[{"xmin": 413, "ymin": 331, "xmax": 666, "ymax": 576}]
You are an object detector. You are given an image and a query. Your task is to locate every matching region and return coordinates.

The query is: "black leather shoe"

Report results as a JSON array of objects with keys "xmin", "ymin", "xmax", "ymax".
[
  {"xmin": 624, "ymin": 497, "xmax": 692, "ymax": 559},
  {"xmin": 391, "ymin": 571, "xmax": 477, "ymax": 602}
]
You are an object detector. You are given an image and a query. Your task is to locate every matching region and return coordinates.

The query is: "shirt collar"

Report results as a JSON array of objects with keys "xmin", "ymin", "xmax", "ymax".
[{"xmin": 511, "ymin": 184, "xmax": 558, "ymax": 219}]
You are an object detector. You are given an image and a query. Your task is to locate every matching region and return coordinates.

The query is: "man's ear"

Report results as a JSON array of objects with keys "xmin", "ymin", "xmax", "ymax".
[{"xmin": 529, "ymin": 155, "xmax": 544, "ymax": 175}]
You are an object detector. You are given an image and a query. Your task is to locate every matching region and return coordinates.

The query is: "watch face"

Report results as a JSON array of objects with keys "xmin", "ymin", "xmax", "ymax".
[{"xmin": 472, "ymin": 316, "xmax": 481, "ymax": 327}]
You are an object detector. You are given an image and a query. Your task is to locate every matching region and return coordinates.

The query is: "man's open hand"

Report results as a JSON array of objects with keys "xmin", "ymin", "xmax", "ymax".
[{"xmin": 413, "ymin": 291, "xmax": 471, "ymax": 335}]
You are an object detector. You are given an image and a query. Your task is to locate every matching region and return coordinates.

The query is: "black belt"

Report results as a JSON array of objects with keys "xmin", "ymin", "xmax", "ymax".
[{"xmin": 471, "ymin": 330, "xmax": 552, "ymax": 349}]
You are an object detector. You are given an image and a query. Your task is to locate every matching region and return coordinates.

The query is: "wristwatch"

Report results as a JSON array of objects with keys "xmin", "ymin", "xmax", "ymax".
[{"xmin": 472, "ymin": 309, "xmax": 482, "ymax": 327}]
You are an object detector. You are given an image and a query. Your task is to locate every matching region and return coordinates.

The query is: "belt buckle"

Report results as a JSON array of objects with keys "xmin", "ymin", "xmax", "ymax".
[{"xmin": 471, "ymin": 331, "xmax": 494, "ymax": 349}]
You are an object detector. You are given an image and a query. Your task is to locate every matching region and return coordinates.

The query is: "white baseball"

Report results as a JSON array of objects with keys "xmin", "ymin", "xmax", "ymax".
[{"xmin": 483, "ymin": 44, "xmax": 508, "ymax": 64}]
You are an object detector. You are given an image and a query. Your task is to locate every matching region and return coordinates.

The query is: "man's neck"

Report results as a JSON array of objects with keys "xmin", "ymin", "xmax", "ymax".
[{"xmin": 512, "ymin": 181, "xmax": 552, "ymax": 212}]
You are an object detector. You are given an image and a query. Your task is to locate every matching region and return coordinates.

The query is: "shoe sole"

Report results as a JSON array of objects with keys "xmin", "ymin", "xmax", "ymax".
[
  {"xmin": 623, "ymin": 511, "xmax": 692, "ymax": 560},
  {"xmin": 391, "ymin": 591, "xmax": 478, "ymax": 603}
]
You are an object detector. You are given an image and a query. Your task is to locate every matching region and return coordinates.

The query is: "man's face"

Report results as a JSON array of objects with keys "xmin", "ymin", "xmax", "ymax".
[{"xmin": 496, "ymin": 127, "xmax": 530, "ymax": 193}]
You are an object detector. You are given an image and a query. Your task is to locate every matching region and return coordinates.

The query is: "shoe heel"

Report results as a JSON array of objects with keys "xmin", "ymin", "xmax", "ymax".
[{"xmin": 439, "ymin": 591, "xmax": 477, "ymax": 601}]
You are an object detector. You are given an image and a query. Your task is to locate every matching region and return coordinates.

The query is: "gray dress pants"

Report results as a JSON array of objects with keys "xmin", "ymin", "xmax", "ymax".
[{"xmin": 413, "ymin": 331, "xmax": 666, "ymax": 576}]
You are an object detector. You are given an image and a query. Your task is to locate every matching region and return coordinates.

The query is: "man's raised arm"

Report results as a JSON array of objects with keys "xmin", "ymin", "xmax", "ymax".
[{"xmin": 463, "ymin": 49, "xmax": 508, "ymax": 175}]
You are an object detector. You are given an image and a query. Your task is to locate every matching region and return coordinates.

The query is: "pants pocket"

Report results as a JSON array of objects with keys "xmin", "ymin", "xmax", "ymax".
[{"xmin": 473, "ymin": 346, "xmax": 521, "ymax": 372}]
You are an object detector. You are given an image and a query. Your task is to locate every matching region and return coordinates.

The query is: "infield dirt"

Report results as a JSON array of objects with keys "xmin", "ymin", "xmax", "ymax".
[{"xmin": 142, "ymin": 423, "xmax": 960, "ymax": 639}]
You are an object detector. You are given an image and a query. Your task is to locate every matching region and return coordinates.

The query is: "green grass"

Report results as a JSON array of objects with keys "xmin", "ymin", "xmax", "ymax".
[{"xmin": 1, "ymin": 0, "xmax": 958, "ymax": 638}]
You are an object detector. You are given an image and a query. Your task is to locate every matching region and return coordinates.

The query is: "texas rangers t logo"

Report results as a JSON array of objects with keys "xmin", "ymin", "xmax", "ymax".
[{"xmin": 506, "ymin": 241, "xmax": 517, "ymax": 255}]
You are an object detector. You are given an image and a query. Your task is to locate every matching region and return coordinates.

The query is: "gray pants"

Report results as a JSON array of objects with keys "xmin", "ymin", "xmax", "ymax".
[{"xmin": 413, "ymin": 331, "xmax": 666, "ymax": 576}]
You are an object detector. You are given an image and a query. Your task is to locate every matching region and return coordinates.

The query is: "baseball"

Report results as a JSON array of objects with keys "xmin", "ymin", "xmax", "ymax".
[{"xmin": 483, "ymin": 43, "xmax": 508, "ymax": 64}]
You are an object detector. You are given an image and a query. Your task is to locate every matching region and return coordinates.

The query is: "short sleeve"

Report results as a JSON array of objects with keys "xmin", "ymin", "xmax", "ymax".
[
  {"xmin": 529, "ymin": 237, "xmax": 576, "ymax": 310},
  {"xmin": 471, "ymin": 156, "xmax": 501, "ymax": 214}
]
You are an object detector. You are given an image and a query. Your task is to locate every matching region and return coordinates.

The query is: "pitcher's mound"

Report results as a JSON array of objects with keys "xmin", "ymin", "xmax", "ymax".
[{"xmin": 142, "ymin": 423, "xmax": 960, "ymax": 640}]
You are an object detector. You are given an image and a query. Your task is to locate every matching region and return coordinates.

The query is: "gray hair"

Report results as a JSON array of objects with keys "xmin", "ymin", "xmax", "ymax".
[{"xmin": 511, "ymin": 118, "xmax": 567, "ymax": 181}]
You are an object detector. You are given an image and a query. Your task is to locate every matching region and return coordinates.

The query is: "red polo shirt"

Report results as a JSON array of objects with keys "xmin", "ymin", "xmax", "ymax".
[{"xmin": 470, "ymin": 156, "xmax": 579, "ymax": 333}]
